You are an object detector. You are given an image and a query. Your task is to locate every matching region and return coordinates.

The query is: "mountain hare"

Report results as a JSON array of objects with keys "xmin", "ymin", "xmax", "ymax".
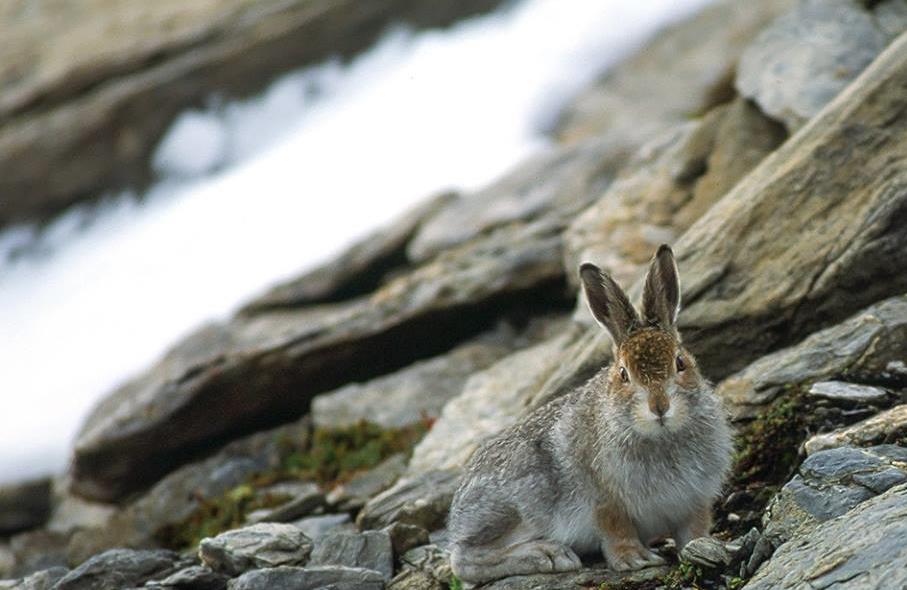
[{"xmin": 448, "ymin": 245, "xmax": 733, "ymax": 584}]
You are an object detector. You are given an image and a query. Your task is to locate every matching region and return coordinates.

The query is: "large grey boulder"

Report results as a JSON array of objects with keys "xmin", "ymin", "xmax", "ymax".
[
  {"xmin": 198, "ymin": 523, "xmax": 313, "ymax": 576},
  {"xmin": 534, "ymin": 29, "xmax": 907, "ymax": 406},
  {"xmin": 553, "ymin": 0, "xmax": 792, "ymax": 143},
  {"xmin": 51, "ymin": 549, "xmax": 181, "ymax": 590},
  {"xmin": 746, "ymin": 483, "xmax": 907, "ymax": 589},
  {"xmin": 71, "ymin": 217, "xmax": 569, "ymax": 501},
  {"xmin": 805, "ymin": 405, "xmax": 907, "ymax": 456},
  {"xmin": 762, "ymin": 445, "xmax": 907, "ymax": 545},
  {"xmin": 736, "ymin": 0, "xmax": 905, "ymax": 131},
  {"xmin": 0, "ymin": 0, "xmax": 504, "ymax": 229},
  {"xmin": 0, "ymin": 479, "xmax": 51, "ymax": 535},
  {"xmin": 309, "ymin": 530, "xmax": 394, "ymax": 581},
  {"xmin": 227, "ymin": 565, "xmax": 383, "ymax": 590},
  {"xmin": 717, "ymin": 295, "xmax": 907, "ymax": 419}
]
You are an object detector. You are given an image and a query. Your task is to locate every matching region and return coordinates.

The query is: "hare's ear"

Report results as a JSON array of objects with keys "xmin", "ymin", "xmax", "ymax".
[
  {"xmin": 642, "ymin": 244, "xmax": 681, "ymax": 330},
  {"xmin": 579, "ymin": 263, "xmax": 639, "ymax": 345}
]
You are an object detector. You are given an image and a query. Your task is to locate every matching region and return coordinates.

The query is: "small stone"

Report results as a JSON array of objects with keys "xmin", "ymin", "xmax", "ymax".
[
  {"xmin": 679, "ymin": 537, "xmax": 732, "ymax": 569},
  {"xmin": 805, "ymin": 404, "xmax": 907, "ymax": 455},
  {"xmin": 401, "ymin": 544, "xmax": 453, "ymax": 585},
  {"xmin": 227, "ymin": 565, "xmax": 383, "ymax": 590},
  {"xmin": 52, "ymin": 549, "xmax": 180, "ymax": 590},
  {"xmin": 807, "ymin": 381, "xmax": 888, "ymax": 404},
  {"xmin": 198, "ymin": 523, "xmax": 312, "ymax": 576},
  {"xmin": 1, "ymin": 566, "xmax": 68, "ymax": 590},
  {"xmin": 383, "ymin": 523, "xmax": 430, "ymax": 557},
  {"xmin": 745, "ymin": 535, "xmax": 775, "ymax": 577},
  {"xmin": 730, "ymin": 528, "xmax": 762, "ymax": 570},
  {"xmin": 145, "ymin": 565, "xmax": 228, "ymax": 590},
  {"xmin": 246, "ymin": 482, "xmax": 325, "ymax": 524},
  {"xmin": 387, "ymin": 567, "xmax": 443, "ymax": 590},
  {"xmin": 309, "ymin": 530, "xmax": 394, "ymax": 581}
]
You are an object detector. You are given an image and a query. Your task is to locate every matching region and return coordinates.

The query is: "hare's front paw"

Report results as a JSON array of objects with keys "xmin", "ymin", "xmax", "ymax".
[
  {"xmin": 605, "ymin": 543, "xmax": 666, "ymax": 572},
  {"xmin": 525, "ymin": 541, "xmax": 583, "ymax": 573}
]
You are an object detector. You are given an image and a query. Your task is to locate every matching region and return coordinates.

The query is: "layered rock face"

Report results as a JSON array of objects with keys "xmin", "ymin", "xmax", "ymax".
[{"xmin": 3, "ymin": 1, "xmax": 907, "ymax": 589}]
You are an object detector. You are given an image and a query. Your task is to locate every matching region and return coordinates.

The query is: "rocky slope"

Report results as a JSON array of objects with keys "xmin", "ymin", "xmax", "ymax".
[{"xmin": 3, "ymin": 0, "xmax": 907, "ymax": 589}]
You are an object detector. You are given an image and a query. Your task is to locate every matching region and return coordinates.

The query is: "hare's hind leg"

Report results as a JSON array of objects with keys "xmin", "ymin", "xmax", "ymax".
[
  {"xmin": 451, "ymin": 539, "xmax": 582, "ymax": 585},
  {"xmin": 449, "ymin": 502, "xmax": 581, "ymax": 584}
]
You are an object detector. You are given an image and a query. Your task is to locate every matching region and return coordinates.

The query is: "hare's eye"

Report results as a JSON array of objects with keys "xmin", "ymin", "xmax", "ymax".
[
  {"xmin": 619, "ymin": 366, "xmax": 629, "ymax": 382},
  {"xmin": 676, "ymin": 355, "xmax": 686, "ymax": 372}
]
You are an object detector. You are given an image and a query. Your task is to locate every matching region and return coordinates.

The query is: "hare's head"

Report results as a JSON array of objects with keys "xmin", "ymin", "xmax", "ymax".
[{"xmin": 579, "ymin": 245, "xmax": 705, "ymax": 436}]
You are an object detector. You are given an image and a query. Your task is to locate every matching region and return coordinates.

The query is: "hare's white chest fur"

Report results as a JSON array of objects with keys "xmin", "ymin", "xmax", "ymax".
[{"xmin": 550, "ymin": 388, "xmax": 731, "ymax": 549}]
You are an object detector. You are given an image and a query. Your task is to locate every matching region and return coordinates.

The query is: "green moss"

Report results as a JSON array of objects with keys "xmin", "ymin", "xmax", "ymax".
[
  {"xmin": 448, "ymin": 575, "xmax": 464, "ymax": 590},
  {"xmin": 155, "ymin": 420, "xmax": 429, "ymax": 550},
  {"xmin": 155, "ymin": 483, "xmax": 291, "ymax": 550},
  {"xmin": 274, "ymin": 420, "xmax": 427, "ymax": 487},
  {"xmin": 733, "ymin": 386, "xmax": 810, "ymax": 487}
]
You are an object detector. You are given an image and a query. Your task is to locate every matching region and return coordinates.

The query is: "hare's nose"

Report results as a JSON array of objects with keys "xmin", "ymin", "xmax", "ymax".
[{"xmin": 648, "ymin": 392, "xmax": 670, "ymax": 417}]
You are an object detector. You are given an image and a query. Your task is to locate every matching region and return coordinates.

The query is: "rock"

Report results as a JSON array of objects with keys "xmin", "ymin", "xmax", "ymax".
[
  {"xmin": 145, "ymin": 565, "xmax": 228, "ymax": 590},
  {"xmin": 68, "ymin": 418, "xmax": 309, "ymax": 560},
  {"xmin": 226, "ymin": 565, "xmax": 383, "ymax": 590},
  {"xmin": 399, "ymin": 544, "xmax": 453, "ymax": 585},
  {"xmin": 326, "ymin": 454, "xmax": 407, "ymax": 512},
  {"xmin": 72, "ymin": 217, "xmax": 570, "ymax": 502},
  {"xmin": 563, "ymin": 97, "xmax": 785, "ymax": 300},
  {"xmin": 409, "ymin": 331, "xmax": 580, "ymax": 474},
  {"xmin": 357, "ymin": 469, "xmax": 460, "ymax": 531},
  {"xmin": 0, "ymin": 0, "xmax": 504, "ymax": 229},
  {"xmin": 312, "ymin": 336, "xmax": 513, "ymax": 430},
  {"xmin": 805, "ymin": 404, "xmax": 907, "ymax": 455},
  {"xmin": 0, "ymin": 479, "xmax": 51, "ymax": 535},
  {"xmin": 0, "ymin": 567, "xmax": 68, "ymax": 590},
  {"xmin": 246, "ymin": 482, "xmax": 325, "ymax": 524},
  {"xmin": 745, "ymin": 534, "xmax": 776, "ymax": 578},
  {"xmin": 736, "ymin": 0, "xmax": 902, "ymax": 131},
  {"xmin": 807, "ymin": 381, "xmax": 889, "ymax": 404},
  {"xmin": 407, "ymin": 136, "xmax": 628, "ymax": 262},
  {"xmin": 198, "ymin": 523, "xmax": 313, "ymax": 576},
  {"xmin": 537, "ymin": 29, "xmax": 907, "ymax": 405},
  {"xmin": 762, "ymin": 445, "xmax": 907, "ymax": 545},
  {"xmin": 717, "ymin": 295, "xmax": 907, "ymax": 418},
  {"xmin": 309, "ymin": 530, "xmax": 394, "ymax": 581},
  {"xmin": 746, "ymin": 483, "xmax": 907, "ymax": 589},
  {"xmin": 553, "ymin": 0, "xmax": 792, "ymax": 143},
  {"xmin": 728, "ymin": 527, "xmax": 762, "ymax": 576},
  {"xmin": 241, "ymin": 192, "xmax": 455, "ymax": 312},
  {"xmin": 382, "ymin": 523, "xmax": 430, "ymax": 558},
  {"xmin": 290, "ymin": 514, "xmax": 354, "ymax": 541},
  {"xmin": 387, "ymin": 568, "xmax": 443, "ymax": 590},
  {"xmin": 680, "ymin": 537, "xmax": 732, "ymax": 570},
  {"xmin": 52, "ymin": 549, "xmax": 181, "ymax": 590}
]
